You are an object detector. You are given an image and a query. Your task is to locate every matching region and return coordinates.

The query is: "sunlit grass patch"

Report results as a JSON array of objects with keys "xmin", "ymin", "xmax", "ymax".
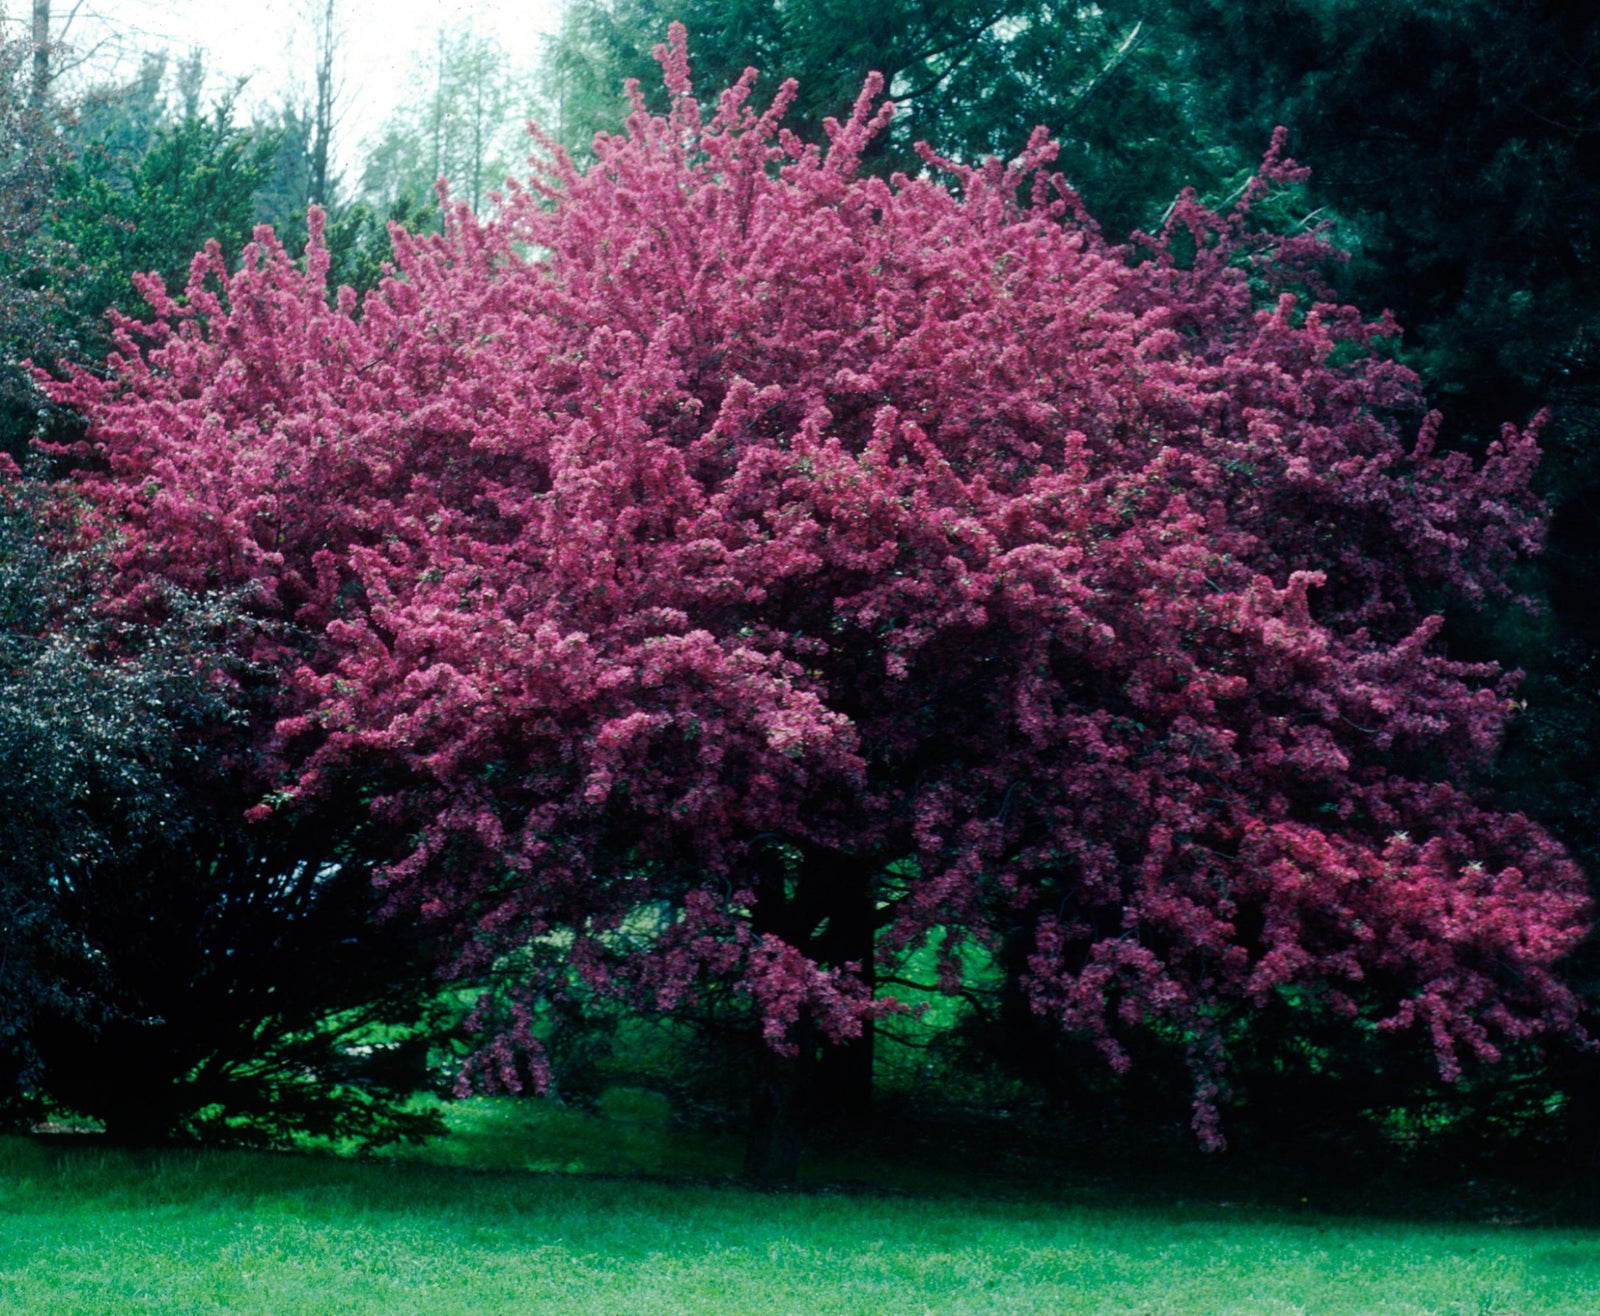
[{"xmin": 2, "ymin": 1130, "xmax": 1598, "ymax": 1315}]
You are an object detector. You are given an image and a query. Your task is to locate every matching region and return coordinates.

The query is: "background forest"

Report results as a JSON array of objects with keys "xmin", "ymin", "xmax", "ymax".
[{"xmin": 4, "ymin": 0, "xmax": 1600, "ymax": 1194}]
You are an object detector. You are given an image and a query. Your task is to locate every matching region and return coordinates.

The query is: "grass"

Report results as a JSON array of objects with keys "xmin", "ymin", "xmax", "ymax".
[
  {"xmin": 3, "ymin": 1094, "xmax": 1600, "ymax": 1314},
  {"xmin": 369, "ymin": 1087, "xmax": 745, "ymax": 1179}
]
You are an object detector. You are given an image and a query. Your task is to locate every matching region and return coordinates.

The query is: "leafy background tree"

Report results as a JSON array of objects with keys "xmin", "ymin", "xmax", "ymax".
[
  {"xmin": 1125, "ymin": 0, "xmax": 1600, "ymax": 1142},
  {"xmin": 29, "ymin": 767, "xmax": 448, "ymax": 1147},
  {"xmin": 0, "ymin": 9, "xmax": 78, "ymax": 460},
  {"xmin": 0, "ymin": 464, "xmax": 224, "ymax": 1123},
  {"xmin": 362, "ymin": 24, "xmax": 537, "ymax": 218},
  {"xmin": 0, "ymin": 13, "xmax": 447, "ymax": 1145},
  {"xmin": 541, "ymin": 0, "xmax": 1240, "ymax": 235},
  {"xmin": 0, "ymin": 461, "xmax": 445, "ymax": 1145}
]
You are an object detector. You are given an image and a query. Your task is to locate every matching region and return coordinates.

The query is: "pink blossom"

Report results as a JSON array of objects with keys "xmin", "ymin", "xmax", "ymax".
[{"xmin": 48, "ymin": 25, "xmax": 1590, "ymax": 1140}]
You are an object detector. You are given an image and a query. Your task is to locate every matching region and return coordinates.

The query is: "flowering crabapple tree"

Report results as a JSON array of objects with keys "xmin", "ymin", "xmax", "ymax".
[{"xmin": 53, "ymin": 26, "xmax": 1591, "ymax": 1173}]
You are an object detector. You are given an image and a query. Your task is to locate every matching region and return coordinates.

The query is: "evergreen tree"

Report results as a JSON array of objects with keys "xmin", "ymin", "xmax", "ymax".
[
  {"xmin": 0, "ymin": 8, "xmax": 76, "ymax": 459},
  {"xmin": 539, "ymin": 0, "xmax": 1240, "ymax": 236},
  {"xmin": 55, "ymin": 89, "xmax": 275, "ymax": 333},
  {"xmin": 1145, "ymin": 0, "xmax": 1600, "ymax": 891}
]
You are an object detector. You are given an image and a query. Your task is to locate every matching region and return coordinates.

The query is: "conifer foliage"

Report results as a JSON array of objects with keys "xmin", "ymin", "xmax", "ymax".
[{"xmin": 53, "ymin": 28, "xmax": 1590, "ymax": 1147}]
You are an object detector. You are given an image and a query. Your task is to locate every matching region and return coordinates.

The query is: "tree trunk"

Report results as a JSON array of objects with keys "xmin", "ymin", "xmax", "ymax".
[
  {"xmin": 310, "ymin": 0, "xmax": 337, "ymax": 206},
  {"xmin": 810, "ymin": 856, "xmax": 877, "ymax": 1121},
  {"xmin": 740, "ymin": 843, "xmax": 882, "ymax": 1177},
  {"xmin": 806, "ymin": 850, "xmax": 878, "ymax": 1122},
  {"xmin": 813, "ymin": 1026, "xmax": 874, "ymax": 1121},
  {"xmin": 30, "ymin": 0, "xmax": 48, "ymax": 108},
  {"xmin": 743, "ymin": 1043, "xmax": 804, "ymax": 1181}
]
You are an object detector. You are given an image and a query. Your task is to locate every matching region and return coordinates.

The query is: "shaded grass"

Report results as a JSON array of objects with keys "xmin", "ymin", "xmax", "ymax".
[
  {"xmin": 4, "ymin": 1104, "xmax": 1600, "ymax": 1315},
  {"xmin": 369, "ymin": 1088, "xmax": 745, "ymax": 1179},
  {"xmin": 363, "ymin": 1089, "xmax": 1012, "ymax": 1192}
]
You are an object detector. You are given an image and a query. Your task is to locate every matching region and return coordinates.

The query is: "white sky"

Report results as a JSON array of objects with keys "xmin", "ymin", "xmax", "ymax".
[{"xmin": 32, "ymin": 0, "xmax": 569, "ymax": 174}]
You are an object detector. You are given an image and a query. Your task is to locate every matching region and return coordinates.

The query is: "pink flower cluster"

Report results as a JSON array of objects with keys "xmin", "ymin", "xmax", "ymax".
[{"xmin": 50, "ymin": 26, "xmax": 1589, "ymax": 1142}]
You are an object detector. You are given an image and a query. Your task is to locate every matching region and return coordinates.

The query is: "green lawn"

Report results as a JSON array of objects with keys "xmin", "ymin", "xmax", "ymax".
[{"xmin": 2, "ymin": 1102, "xmax": 1597, "ymax": 1314}]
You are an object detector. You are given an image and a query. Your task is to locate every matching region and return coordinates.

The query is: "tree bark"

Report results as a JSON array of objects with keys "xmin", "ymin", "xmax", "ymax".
[
  {"xmin": 743, "ymin": 1042, "xmax": 804, "ymax": 1181},
  {"xmin": 809, "ymin": 854, "xmax": 878, "ymax": 1122},
  {"xmin": 813, "ymin": 1024, "xmax": 875, "ymax": 1122},
  {"xmin": 740, "ymin": 843, "xmax": 881, "ymax": 1176}
]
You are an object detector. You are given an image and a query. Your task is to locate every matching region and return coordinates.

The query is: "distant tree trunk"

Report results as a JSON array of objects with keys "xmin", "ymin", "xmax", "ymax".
[
  {"xmin": 309, "ymin": 0, "xmax": 337, "ymax": 206},
  {"xmin": 1560, "ymin": 1066, "xmax": 1600, "ymax": 1210},
  {"xmin": 175, "ymin": 48, "xmax": 204, "ymax": 121},
  {"xmin": 429, "ymin": 27, "xmax": 445, "ymax": 193},
  {"xmin": 470, "ymin": 69, "xmax": 484, "ymax": 213},
  {"xmin": 30, "ymin": 0, "xmax": 47, "ymax": 108}
]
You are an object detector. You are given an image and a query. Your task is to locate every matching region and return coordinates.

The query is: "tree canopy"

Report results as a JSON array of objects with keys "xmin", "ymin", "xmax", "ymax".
[{"xmin": 48, "ymin": 29, "xmax": 1591, "ymax": 1160}]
